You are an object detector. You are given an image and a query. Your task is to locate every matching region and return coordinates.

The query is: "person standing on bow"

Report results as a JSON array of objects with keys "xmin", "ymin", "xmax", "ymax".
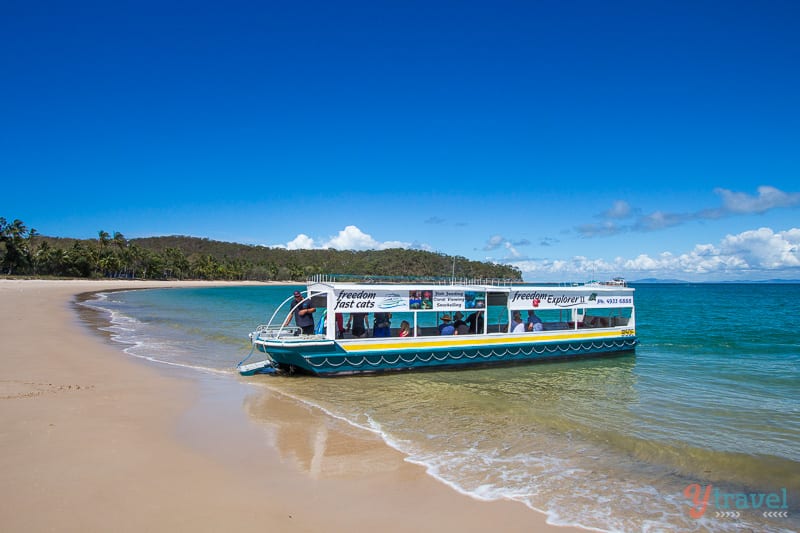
[{"xmin": 284, "ymin": 290, "xmax": 316, "ymax": 335}]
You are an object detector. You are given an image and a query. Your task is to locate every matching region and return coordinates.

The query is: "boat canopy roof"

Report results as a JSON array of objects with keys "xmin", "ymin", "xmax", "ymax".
[{"xmin": 307, "ymin": 280, "xmax": 634, "ymax": 313}]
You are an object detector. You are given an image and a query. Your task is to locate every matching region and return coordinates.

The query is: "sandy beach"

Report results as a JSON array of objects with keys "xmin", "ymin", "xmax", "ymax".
[{"xmin": 0, "ymin": 279, "xmax": 580, "ymax": 532}]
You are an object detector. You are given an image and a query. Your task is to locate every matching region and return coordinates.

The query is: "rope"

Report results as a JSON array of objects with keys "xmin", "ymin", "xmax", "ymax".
[{"xmin": 236, "ymin": 343, "xmax": 257, "ymax": 368}]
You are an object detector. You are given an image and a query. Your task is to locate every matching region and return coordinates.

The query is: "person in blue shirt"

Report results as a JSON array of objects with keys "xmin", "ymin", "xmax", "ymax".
[
  {"xmin": 438, "ymin": 315, "xmax": 455, "ymax": 335},
  {"xmin": 526, "ymin": 310, "xmax": 543, "ymax": 332}
]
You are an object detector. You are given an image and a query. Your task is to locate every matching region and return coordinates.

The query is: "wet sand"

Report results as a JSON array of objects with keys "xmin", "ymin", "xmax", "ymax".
[{"xmin": 0, "ymin": 279, "xmax": 581, "ymax": 532}]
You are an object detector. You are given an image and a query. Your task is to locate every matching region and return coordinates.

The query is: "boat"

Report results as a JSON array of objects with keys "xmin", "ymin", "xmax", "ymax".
[{"xmin": 239, "ymin": 275, "xmax": 638, "ymax": 376}]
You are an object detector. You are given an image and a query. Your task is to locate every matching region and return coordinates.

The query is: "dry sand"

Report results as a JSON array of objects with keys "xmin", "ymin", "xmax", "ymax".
[{"xmin": 0, "ymin": 279, "xmax": 582, "ymax": 532}]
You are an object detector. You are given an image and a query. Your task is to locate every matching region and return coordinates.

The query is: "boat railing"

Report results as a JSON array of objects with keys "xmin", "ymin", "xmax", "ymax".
[
  {"xmin": 307, "ymin": 274, "xmax": 628, "ymax": 287},
  {"xmin": 257, "ymin": 292, "xmax": 313, "ymax": 339},
  {"xmin": 307, "ymin": 273, "xmax": 520, "ymax": 286},
  {"xmin": 256, "ymin": 291, "xmax": 331, "ymax": 341},
  {"xmin": 436, "ymin": 277, "xmax": 518, "ymax": 287},
  {"xmin": 251, "ymin": 324, "xmax": 301, "ymax": 340},
  {"xmin": 585, "ymin": 278, "xmax": 628, "ymax": 287}
]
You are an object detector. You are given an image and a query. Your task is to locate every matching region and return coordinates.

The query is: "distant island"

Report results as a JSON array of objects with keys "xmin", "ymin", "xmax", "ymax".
[
  {"xmin": 0, "ymin": 217, "xmax": 521, "ymax": 282},
  {"xmin": 630, "ymin": 278, "xmax": 691, "ymax": 284}
]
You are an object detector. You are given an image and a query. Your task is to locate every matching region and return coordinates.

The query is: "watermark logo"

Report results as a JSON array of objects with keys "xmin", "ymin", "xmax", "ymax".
[{"xmin": 683, "ymin": 484, "xmax": 790, "ymax": 519}]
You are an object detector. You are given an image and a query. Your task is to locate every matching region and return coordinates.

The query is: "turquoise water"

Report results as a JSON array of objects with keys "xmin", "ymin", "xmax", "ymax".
[{"xmin": 82, "ymin": 284, "xmax": 800, "ymax": 532}]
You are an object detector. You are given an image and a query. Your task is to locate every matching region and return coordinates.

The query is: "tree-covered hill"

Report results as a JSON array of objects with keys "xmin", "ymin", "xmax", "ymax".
[{"xmin": 1, "ymin": 217, "xmax": 521, "ymax": 281}]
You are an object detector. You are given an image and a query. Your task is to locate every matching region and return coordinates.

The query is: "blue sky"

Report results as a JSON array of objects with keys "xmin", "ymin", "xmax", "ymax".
[{"xmin": 2, "ymin": 0, "xmax": 799, "ymax": 281}]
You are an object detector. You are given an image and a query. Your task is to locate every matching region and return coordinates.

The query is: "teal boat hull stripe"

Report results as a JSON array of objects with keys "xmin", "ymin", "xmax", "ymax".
[{"xmin": 259, "ymin": 337, "xmax": 638, "ymax": 375}]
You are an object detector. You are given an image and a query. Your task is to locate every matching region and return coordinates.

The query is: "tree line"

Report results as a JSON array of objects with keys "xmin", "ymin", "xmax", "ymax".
[{"xmin": 0, "ymin": 217, "xmax": 522, "ymax": 281}]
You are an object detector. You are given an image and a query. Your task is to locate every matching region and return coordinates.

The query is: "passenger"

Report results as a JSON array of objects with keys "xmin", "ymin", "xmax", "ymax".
[
  {"xmin": 438, "ymin": 314, "xmax": 455, "ymax": 335},
  {"xmin": 526, "ymin": 310, "xmax": 543, "ymax": 332},
  {"xmin": 335, "ymin": 313, "xmax": 345, "ymax": 338},
  {"xmin": 511, "ymin": 311, "xmax": 525, "ymax": 333},
  {"xmin": 346, "ymin": 312, "xmax": 368, "ymax": 338},
  {"xmin": 373, "ymin": 312, "xmax": 392, "ymax": 337},
  {"xmin": 399, "ymin": 320, "xmax": 411, "ymax": 337},
  {"xmin": 466, "ymin": 311, "xmax": 484, "ymax": 334},
  {"xmin": 284, "ymin": 290, "xmax": 316, "ymax": 335},
  {"xmin": 452, "ymin": 311, "xmax": 469, "ymax": 335}
]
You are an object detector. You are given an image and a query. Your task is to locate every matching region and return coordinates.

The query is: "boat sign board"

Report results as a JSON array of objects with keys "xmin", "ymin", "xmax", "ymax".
[
  {"xmin": 333, "ymin": 288, "xmax": 486, "ymax": 312},
  {"xmin": 508, "ymin": 289, "xmax": 633, "ymax": 310}
]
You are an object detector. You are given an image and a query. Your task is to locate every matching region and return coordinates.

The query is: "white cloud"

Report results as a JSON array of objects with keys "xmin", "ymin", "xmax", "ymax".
[
  {"xmin": 641, "ymin": 244, "xmax": 749, "ymax": 274},
  {"xmin": 715, "ymin": 186, "xmax": 800, "ymax": 214},
  {"xmin": 575, "ymin": 220, "xmax": 623, "ymax": 237},
  {"xmin": 325, "ymin": 225, "xmax": 380, "ymax": 250},
  {"xmin": 286, "ymin": 234, "xmax": 316, "ymax": 250},
  {"xmin": 624, "ymin": 253, "xmax": 662, "ymax": 270},
  {"xmin": 634, "ymin": 210, "xmax": 687, "ymax": 232},
  {"xmin": 577, "ymin": 186, "xmax": 800, "ymax": 238},
  {"xmin": 719, "ymin": 227, "xmax": 800, "ymax": 268},
  {"xmin": 483, "ymin": 235, "xmax": 505, "ymax": 251},
  {"xmin": 483, "ymin": 235, "xmax": 505, "ymax": 250},
  {"xmin": 482, "ymin": 235, "xmax": 531, "ymax": 259},
  {"xmin": 508, "ymin": 227, "xmax": 800, "ymax": 280},
  {"xmin": 504, "ymin": 241, "xmax": 521, "ymax": 258},
  {"xmin": 381, "ymin": 240, "xmax": 416, "ymax": 250},
  {"xmin": 273, "ymin": 225, "xmax": 417, "ymax": 251},
  {"xmin": 605, "ymin": 200, "xmax": 632, "ymax": 219}
]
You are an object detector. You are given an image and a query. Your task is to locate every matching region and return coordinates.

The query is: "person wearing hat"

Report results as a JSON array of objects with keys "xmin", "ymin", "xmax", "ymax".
[
  {"xmin": 452, "ymin": 311, "xmax": 467, "ymax": 334},
  {"xmin": 284, "ymin": 290, "xmax": 316, "ymax": 335},
  {"xmin": 438, "ymin": 314, "xmax": 455, "ymax": 335}
]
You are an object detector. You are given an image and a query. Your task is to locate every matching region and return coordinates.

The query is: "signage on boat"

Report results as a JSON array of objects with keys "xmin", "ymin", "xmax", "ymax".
[
  {"xmin": 334, "ymin": 289, "xmax": 486, "ymax": 312},
  {"xmin": 508, "ymin": 289, "xmax": 633, "ymax": 310},
  {"xmin": 432, "ymin": 290, "xmax": 464, "ymax": 310}
]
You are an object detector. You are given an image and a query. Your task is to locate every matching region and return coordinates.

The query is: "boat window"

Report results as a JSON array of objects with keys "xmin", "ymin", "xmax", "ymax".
[
  {"xmin": 385, "ymin": 311, "xmax": 415, "ymax": 337},
  {"xmin": 486, "ymin": 292, "xmax": 509, "ymax": 307},
  {"xmin": 486, "ymin": 291, "xmax": 508, "ymax": 333},
  {"xmin": 525, "ymin": 309, "xmax": 571, "ymax": 331},
  {"xmin": 307, "ymin": 293, "xmax": 329, "ymax": 336},
  {"xmin": 579, "ymin": 307, "xmax": 633, "ymax": 328},
  {"xmin": 309, "ymin": 294, "xmax": 327, "ymax": 309}
]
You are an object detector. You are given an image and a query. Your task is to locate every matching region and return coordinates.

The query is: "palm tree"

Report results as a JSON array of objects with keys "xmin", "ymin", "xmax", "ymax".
[
  {"xmin": 112, "ymin": 232, "xmax": 124, "ymax": 249},
  {"xmin": 98, "ymin": 230, "xmax": 110, "ymax": 249},
  {"xmin": 0, "ymin": 219, "xmax": 30, "ymax": 274},
  {"xmin": 40, "ymin": 243, "xmax": 69, "ymax": 275}
]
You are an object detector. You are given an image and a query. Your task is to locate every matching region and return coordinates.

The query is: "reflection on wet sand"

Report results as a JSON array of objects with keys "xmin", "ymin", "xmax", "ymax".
[{"xmin": 243, "ymin": 387, "xmax": 404, "ymax": 479}]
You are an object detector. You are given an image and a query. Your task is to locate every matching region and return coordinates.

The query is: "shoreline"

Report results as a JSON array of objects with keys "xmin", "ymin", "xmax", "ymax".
[{"xmin": 0, "ymin": 279, "xmax": 581, "ymax": 532}]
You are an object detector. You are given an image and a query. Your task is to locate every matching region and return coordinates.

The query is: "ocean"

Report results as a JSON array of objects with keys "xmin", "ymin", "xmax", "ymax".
[{"xmin": 80, "ymin": 283, "xmax": 799, "ymax": 532}]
